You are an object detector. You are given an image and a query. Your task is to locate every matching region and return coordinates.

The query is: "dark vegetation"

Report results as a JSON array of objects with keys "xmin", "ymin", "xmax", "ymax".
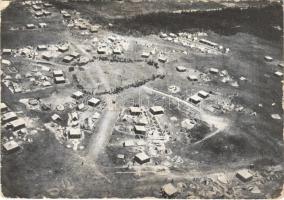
[
  {"xmin": 48, "ymin": 1, "xmax": 282, "ymax": 42},
  {"xmin": 111, "ymin": 4, "xmax": 283, "ymax": 41}
]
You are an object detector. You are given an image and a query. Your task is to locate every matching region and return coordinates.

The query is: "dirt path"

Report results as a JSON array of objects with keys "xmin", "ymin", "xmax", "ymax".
[
  {"xmin": 69, "ymin": 39, "xmax": 121, "ymax": 161},
  {"xmin": 142, "ymin": 86, "xmax": 229, "ymax": 143},
  {"xmin": 88, "ymin": 107, "xmax": 120, "ymax": 160}
]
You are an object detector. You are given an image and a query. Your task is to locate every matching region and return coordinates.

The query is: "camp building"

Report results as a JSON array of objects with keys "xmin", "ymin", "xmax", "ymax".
[{"xmin": 134, "ymin": 152, "xmax": 150, "ymax": 164}]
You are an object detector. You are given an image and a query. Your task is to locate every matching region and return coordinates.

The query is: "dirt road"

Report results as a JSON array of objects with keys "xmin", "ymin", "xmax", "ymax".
[
  {"xmin": 88, "ymin": 106, "xmax": 120, "ymax": 160},
  {"xmin": 69, "ymin": 39, "xmax": 121, "ymax": 161}
]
